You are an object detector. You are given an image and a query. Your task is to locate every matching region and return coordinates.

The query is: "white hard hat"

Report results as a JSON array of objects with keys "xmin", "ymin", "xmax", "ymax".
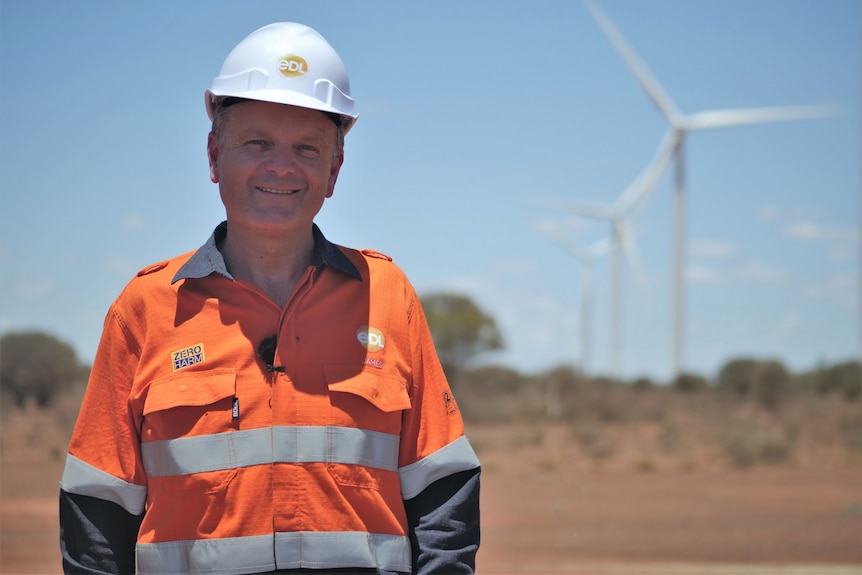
[{"xmin": 206, "ymin": 22, "xmax": 358, "ymax": 134}]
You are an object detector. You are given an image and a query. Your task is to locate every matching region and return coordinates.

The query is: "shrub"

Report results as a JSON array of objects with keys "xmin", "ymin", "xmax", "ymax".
[
  {"xmin": 672, "ymin": 372, "xmax": 708, "ymax": 393},
  {"xmin": 722, "ymin": 425, "xmax": 794, "ymax": 467},
  {"xmin": 0, "ymin": 331, "xmax": 83, "ymax": 407},
  {"xmin": 535, "ymin": 365, "xmax": 588, "ymax": 395},
  {"xmin": 838, "ymin": 411, "xmax": 862, "ymax": 454},
  {"xmin": 420, "ymin": 292, "xmax": 504, "ymax": 381},
  {"xmin": 818, "ymin": 362, "xmax": 862, "ymax": 401},
  {"xmin": 454, "ymin": 365, "xmax": 537, "ymax": 423},
  {"xmin": 716, "ymin": 358, "xmax": 758, "ymax": 396},
  {"xmin": 457, "ymin": 364, "xmax": 526, "ymax": 395},
  {"xmin": 750, "ymin": 360, "xmax": 791, "ymax": 410},
  {"xmin": 632, "ymin": 377, "xmax": 654, "ymax": 391}
]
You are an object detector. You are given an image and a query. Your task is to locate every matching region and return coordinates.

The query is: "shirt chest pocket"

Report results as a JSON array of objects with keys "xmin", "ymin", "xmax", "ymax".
[
  {"xmin": 323, "ymin": 365, "xmax": 411, "ymax": 433},
  {"xmin": 141, "ymin": 368, "xmax": 237, "ymax": 441},
  {"xmin": 322, "ymin": 366, "xmax": 410, "ymax": 490}
]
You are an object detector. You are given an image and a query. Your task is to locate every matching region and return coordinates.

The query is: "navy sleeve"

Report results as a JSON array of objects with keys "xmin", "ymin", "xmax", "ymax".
[
  {"xmin": 403, "ymin": 467, "xmax": 480, "ymax": 574},
  {"xmin": 59, "ymin": 489, "xmax": 143, "ymax": 575}
]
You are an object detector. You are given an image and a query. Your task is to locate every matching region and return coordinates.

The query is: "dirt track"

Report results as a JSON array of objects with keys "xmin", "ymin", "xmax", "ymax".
[
  {"xmin": 2, "ymin": 411, "xmax": 861, "ymax": 574},
  {"xmin": 478, "ymin": 466, "xmax": 862, "ymax": 573},
  {"xmin": 474, "ymin": 423, "xmax": 862, "ymax": 573}
]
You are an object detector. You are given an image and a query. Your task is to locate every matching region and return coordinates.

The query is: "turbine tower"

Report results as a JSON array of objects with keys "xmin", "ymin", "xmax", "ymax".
[
  {"xmin": 536, "ymin": 222, "xmax": 610, "ymax": 375},
  {"xmin": 586, "ymin": 0, "xmax": 839, "ymax": 378},
  {"xmin": 555, "ymin": 129, "xmax": 680, "ymax": 378}
]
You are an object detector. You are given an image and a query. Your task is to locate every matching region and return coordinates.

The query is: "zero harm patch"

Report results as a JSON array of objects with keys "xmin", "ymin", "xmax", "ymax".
[{"xmin": 172, "ymin": 343, "xmax": 205, "ymax": 371}]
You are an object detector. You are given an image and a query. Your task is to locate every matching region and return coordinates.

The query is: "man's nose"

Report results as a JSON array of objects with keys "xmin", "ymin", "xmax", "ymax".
[{"xmin": 265, "ymin": 148, "xmax": 298, "ymax": 176}]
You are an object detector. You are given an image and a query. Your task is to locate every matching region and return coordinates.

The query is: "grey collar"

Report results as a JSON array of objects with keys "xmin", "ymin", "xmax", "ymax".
[{"xmin": 171, "ymin": 221, "xmax": 362, "ymax": 284}]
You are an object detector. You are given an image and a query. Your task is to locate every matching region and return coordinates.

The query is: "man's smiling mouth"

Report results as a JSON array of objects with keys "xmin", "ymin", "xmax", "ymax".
[{"xmin": 257, "ymin": 187, "xmax": 299, "ymax": 195}]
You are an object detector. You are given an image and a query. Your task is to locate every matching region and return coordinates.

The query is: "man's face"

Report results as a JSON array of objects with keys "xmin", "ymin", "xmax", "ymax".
[{"xmin": 207, "ymin": 100, "xmax": 343, "ymax": 239}]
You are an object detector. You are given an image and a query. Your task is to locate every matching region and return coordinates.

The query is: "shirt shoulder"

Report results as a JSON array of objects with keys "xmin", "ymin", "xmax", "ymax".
[
  {"xmin": 134, "ymin": 251, "xmax": 195, "ymax": 280},
  {"xmin": 136, "ymin": 261, "xmax": 171, "ymax": 277},
  {"xmin": 337, "ymin": 246, "xmax": 415, "ymax": 292},
  {"xmin": 359, "ymin": 248, "xmax": 393, "ymax": 262},
  {"xmin": 119, "ymin": 251, "xmax": 197, "ymax": 301}
]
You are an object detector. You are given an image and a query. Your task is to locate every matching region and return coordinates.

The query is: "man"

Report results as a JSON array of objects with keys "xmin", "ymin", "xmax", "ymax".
[{"xmin": 59, "ymin": 22, "xmax": 480, "ymax": 575}]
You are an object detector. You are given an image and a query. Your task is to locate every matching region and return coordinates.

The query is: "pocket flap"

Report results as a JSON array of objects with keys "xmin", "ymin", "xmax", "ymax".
[
  {"xmin": 324, "ymin": 365, "xmax": 411, "ymax": 413},
  {"xmin": 143, "ymin": 368, "xmax": 236, "ymax": 416}
]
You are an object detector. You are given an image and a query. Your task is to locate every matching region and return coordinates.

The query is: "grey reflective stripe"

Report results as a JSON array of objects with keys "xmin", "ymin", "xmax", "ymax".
[
  {"xmin": 136, "ymin": 534, "xmax": 272, "ymax": 575},
  {"xmin": 142, "ymin": 425, "xmax": 399, "ymax": 478},
  {"xmin": 136, "ymin": 531, "xmax": 411, "ymax": 575},
  {"xmin": 275, "ymin": 425, "xmax": 399, "ymax": 468},
  {"xmin": 274, "ymin": 531, "xmax": 411, "ymax": 571},
  {"xmin": 398, "ymin": 435, "xmax": 481, "ymax": 499},
  {"xmin": 59, "ymin": 454, "xmax": 147, "ymax": 515}
]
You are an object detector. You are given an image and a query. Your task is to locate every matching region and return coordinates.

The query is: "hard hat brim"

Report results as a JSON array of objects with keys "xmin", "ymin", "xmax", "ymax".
[{"xmin": 205, "ymin": 90, "xmax": 357, "ymax": 134}]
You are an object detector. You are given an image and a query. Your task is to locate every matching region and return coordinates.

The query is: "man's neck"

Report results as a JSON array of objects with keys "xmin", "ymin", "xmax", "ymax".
[{"xmin": 219, "ymin": 225, "xmax": 315, "ymax": 307}]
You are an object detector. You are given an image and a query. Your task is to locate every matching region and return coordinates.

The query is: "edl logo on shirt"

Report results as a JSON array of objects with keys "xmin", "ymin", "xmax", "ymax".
[{"xmin": 356, "ymin": 326, "xmax": 385, "ymax": 352}]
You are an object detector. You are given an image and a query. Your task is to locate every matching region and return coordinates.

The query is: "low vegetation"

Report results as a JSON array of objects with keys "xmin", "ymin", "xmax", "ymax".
[
  {"xmin": 2, "ymin": 328, "xmax": 860, "ymax": 471},
  {"xmin": 455, "ymin": 361, "xmax": 862, "ymax": 470}
]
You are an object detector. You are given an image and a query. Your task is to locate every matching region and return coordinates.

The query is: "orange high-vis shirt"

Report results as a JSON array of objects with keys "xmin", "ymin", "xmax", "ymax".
[{"xmin": 61, "ymin": 223, "xmax": 480, "ymax": 574}]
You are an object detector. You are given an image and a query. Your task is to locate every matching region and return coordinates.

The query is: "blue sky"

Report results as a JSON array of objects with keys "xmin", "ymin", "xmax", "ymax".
[{"xmin": 1, "ymin": 0, "xmax": 859, "ymax": 382}]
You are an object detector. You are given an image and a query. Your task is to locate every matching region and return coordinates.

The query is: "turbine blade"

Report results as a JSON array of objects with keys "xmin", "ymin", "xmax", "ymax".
[
  {"xmin": 617, "ymin": 220, "xmax": 647, "ymax": 289},
  {"xmin": 557, "ymin": 243, "xmax": 590, "ymax": 262},
  {"xmin": 616, "ymin": 130, "xmax": 680, "ymax": 217},
  {"xmin": 557, "ymin": 199, "xmax": 617, "ymax": 220},
  {"xmin": 683, "ymin": 104, "xmax": 842, "ymax": 131},
  {"xmin": 537, "ymin": 195, "xmax": 616, "ymax": 220},
  {"xmin": 533, "ymin": 221, "xmax": 611, "ymax": 263},
  {"xmin": 586, "ymin": 0, "xmax": 681, "ymax": 124},
  {"xmin": 545, "ymin": 230, "xmax": 591, "ymax": 262},
  {"xmin": 586, "ymin": 237, "xmax": 612, "ymax": 260}
]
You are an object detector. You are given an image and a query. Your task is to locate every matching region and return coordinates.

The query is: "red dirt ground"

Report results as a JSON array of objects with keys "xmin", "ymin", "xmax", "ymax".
[{"xmin": 2, "ymin": 408, "xmax": 861, "ymax": 574}]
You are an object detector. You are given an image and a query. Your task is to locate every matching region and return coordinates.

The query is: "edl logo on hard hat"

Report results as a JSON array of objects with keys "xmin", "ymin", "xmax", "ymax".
[{"xmin": 279, "ymin": 54, "xmax": 308, "ymax": 78}]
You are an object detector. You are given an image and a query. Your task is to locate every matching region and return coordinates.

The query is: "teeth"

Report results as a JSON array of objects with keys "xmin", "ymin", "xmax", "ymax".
[{"xmin": 259, "ymin": 187, "xmax": 298, "ymax": 195}]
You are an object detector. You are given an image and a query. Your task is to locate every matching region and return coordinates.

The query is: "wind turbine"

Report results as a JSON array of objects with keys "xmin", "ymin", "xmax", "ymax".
[
  {"xmin": 551, "ymin": 129, "xmax": 681, "ymax": 378},
  {"xmin": 535, "ymin": 221, "xmax": 610, "ymax": 376},
  {"xmin": 586, "ymin": 0, "xmax": 840, "ymax": 378}
]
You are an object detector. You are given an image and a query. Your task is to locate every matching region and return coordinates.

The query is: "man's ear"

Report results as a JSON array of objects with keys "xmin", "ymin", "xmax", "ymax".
[
  {"xmin": 325, "ymin": 152, "xmax": 344, "ymax": 198},
  {"xmin": 207, "ymin": 133, "xmax": 220, "ymax": 184}
]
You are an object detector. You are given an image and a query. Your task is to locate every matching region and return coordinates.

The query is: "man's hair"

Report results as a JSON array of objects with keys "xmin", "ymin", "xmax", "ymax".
[{"xmin": 209, "ymin": 96, "xmax": 345, "ymax": 156}]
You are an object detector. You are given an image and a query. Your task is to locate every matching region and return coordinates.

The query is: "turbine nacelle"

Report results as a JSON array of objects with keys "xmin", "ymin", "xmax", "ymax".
[
  {"xmin": 583, "ymin": 0, "xmax": 840, "ymax": 377},
  {"xmin": 586, "ymin": 0, "xmax": 842, "ymax": 135}
]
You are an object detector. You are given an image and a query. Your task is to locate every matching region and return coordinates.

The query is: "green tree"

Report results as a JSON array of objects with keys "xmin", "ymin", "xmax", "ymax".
[
  {"xmin": 750, "ymin": 360, "xmax": 791, "ymax": 410},
  {"xmin": 671, "ymin": 372, "xmax": 708, "ymax": 393},
  {"xmin": 816, "ymin": 361, "xmax": 862, "ymax": 401},
  {"xmin": 0, "ymin": 331, "xmax": 82, "ymax": 407},
  {"xmin": 420, "ymin": 293, "xmax": 504, "ymax": 380},
  {"xmin": 716, "ymin": 358, "xmax": 758, "ymax": 396}
]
